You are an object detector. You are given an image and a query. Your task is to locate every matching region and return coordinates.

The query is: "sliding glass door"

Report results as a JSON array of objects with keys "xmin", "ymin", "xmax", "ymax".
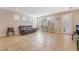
[{"xmin": 61, "ymin": 13, "xmax": 72, "ymax": 34}]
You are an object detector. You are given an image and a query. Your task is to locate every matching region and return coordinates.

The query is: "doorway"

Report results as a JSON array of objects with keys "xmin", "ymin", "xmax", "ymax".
[{"xmin": 61, "ymin": 13, "xmax": 72, "ymax": 34}]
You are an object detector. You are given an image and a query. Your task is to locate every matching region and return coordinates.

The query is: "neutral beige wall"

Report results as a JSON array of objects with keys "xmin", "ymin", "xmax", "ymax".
[
  {"xmin": 54, "ymin": 14, "xmax": 62, "ymax": 33},
  {"xmin": 0, "ymin": 9, "xmax": 37, "ymax": 37},
  {"xmin": 54, "ymin": 12, "xmax": 73, "ymax": 34},
  {"xmin": 39, "ymin": 10, "xmax": 79, "ymax": 34},
  {"xmin": 72, "ymin": 11, "xmax": 79, "ymax": 31},
  {"xmin": 55, "ymin": 10, "xmax": 79, "ymax": 33}
]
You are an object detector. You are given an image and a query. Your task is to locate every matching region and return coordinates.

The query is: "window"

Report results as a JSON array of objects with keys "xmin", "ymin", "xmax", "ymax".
[
  {"xmin": 14, "ymin": 14, "xmax": 20, "ymax": 20},
  {"xmin": 22, "ymin": 16, "xmax": 27, "ymax": 21}
]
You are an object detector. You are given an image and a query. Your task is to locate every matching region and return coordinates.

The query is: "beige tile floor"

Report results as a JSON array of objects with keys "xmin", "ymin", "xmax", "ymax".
[{"xmin": 0, "ymin": 31, "xmax": 77, "ymax": 51}]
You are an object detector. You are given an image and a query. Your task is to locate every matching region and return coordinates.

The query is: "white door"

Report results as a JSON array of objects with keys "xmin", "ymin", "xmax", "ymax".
[{"xmin": 61, "ymin": 13, "xmax": 72, "ymax": 34}]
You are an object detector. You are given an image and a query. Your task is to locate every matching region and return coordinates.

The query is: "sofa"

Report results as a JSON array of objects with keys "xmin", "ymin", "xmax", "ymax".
[{"xmin": 19, "ymin": 26, "xmax": 37, "ymax": 35}]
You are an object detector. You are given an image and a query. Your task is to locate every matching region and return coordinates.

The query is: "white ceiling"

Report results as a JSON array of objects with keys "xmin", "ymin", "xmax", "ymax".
[{"xmin": 1, "ymin": 7, "xmax": 79, "ymax": 17}]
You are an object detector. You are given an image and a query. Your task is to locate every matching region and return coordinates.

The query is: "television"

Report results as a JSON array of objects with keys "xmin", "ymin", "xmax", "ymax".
[{"xmin": 76, "ymin": 25, "xmax": 79, "ymax": 35}]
